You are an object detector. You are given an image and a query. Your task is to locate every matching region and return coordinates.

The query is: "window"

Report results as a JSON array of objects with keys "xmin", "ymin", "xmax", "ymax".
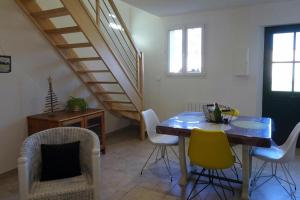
[
  {"xmin": 270, "ymin": 30, "xmax": 300, "ymax": 92},
  {"xmin": 168, "ymin": 27, "xmax": 203, "ymax": 75}
]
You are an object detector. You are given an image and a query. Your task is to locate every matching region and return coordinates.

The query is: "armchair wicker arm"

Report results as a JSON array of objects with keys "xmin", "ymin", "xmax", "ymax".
[
  {"xmin": 18, "ymin": 156, "xmax": 30, "ymax": 200},
  {"xmin": 92, "ymin": 148, "xmax": 101, "ymax": 200}
]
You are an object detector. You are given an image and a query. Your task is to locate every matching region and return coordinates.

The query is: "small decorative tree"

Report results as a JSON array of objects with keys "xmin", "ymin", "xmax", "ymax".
[{"xmin": 44, "ymin": 76, "xmax": 61, "ymax": 115}]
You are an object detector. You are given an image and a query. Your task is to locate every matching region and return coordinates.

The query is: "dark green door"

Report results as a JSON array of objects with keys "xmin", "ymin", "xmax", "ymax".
[{"xmin": 263, "ymin": 24, "xmax": 300, "ymax": 146}]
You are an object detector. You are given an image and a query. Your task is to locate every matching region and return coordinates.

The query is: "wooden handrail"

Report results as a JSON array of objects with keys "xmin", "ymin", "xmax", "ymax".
[
  {"xmin": 107, "ymin": 0, "xmax": 139, "ymax": 55},
  {"xmin": 95, "ymin": 0, "xmax": 100, "ymax": 27}
]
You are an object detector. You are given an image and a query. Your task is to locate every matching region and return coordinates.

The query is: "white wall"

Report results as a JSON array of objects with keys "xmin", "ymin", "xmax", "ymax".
[
  {"xmin": 0, "ymin": 0, "xmax": 130, "ymax": 174},
  {"xmin": 130, "ymin": 0, "xmax": 300, "ymax": 120}
]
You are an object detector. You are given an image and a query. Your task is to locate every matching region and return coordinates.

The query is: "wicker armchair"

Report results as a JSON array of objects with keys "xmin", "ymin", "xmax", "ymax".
[{"xmin": 18, "ymin": 127, "xmax": 101, "ymax": 200}]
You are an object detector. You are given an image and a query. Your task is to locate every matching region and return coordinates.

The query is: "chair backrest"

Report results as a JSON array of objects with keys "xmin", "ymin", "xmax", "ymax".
[
  {"xmin": 142, "ymin": 109, "xmax": 160, "ymax": 142},
  {"xmin": 280, "ymin": 122, "xmax": 300, "ymax": 162},
  {"xmin": 188, "ymin": 129, "xmax": 234, "ymax": 169},
  {"xmin": 20, "ymin": 127, "xmax": 99, "ymax": 182}
]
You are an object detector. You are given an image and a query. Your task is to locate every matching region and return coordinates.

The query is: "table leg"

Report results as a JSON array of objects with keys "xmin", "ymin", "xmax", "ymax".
[
  {"xmin": 241, "ymin": 145, "xmax": 252, "ymax": 200},
  {"xmin": 179, "ymin": 136, "xmax": 188, "ymax": 185}
]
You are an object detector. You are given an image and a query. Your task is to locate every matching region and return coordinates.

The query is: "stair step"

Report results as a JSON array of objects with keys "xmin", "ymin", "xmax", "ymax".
[
  {"xmin": 111, "ymin": 105, "xmax": 137, "ymax": 112},
  {"xmin": 76, "ymin": 70, "xmax": 109, "ymax": 73},
  {"xmin": 104, "ymin": 100, "xmax": 132, "ymax": 104},
  {"xmin": 119, "ymin": 111, "xmax": 140, "ymax": 121},
  {"xmin": 45, "ymin": 26, "xmax": 81, "ymax": 34},
  {"xmin": 31, "ymin": 8, "xmax": 69, "ymax": 18},
  {"xmin": 87, "ymin": 81, "xmax": 118, "ymax": 84},
  {"xmin": 96, "ymin": 91, "xmax": 125, "ymax": 94},
  {"xmin": 111, "ymin": 107, "xmax": 137, "ymax": 112},
  {"xmin": 57, "ymin": 43, "xmax": 92, "ymax": 49},
  {"xmin": 68, "ymin": 57, "xmax": 101, "ymax": 62}
]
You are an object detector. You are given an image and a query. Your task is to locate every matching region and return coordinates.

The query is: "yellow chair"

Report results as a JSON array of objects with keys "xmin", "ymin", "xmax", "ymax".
[{"xmin": 187, "ymin": 129, "xmax": 235, "ymax": 200}]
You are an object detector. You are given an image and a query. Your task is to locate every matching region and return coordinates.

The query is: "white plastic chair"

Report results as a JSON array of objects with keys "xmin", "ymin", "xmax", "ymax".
[
  {"xmin": 251, "ymin": 122, "xmax": 300, "ymax": 200},
  {"xmin": 141, "ymin": 109, "xmax": 178, "ymax": 181}
]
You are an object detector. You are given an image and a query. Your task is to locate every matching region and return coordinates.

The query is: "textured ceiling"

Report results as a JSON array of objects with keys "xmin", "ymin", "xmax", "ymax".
[{"xmin": 121, "ymin": 0, "xmax": 291, "ymax": 16}]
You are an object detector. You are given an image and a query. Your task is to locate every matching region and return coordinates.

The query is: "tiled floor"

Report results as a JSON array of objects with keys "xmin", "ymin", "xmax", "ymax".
[{"xmin": 0, "ymin": 126, "xmax": 300, "ymax": 200}]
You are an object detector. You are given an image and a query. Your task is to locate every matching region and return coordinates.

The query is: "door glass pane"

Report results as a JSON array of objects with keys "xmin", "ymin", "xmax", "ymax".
[
  {"xmin": 294, "ymin": 63, "xmax": 300, "ymax": 92},
  {"xmin": 187, "ymin": 27, "xmax": 202, "ymax": 73},
  {"xmin": 295, "ymin": 32, "xmax": 300, "ymax": 61},
  {"xmin": 272, "ymin": 33, "xmax": 294, "ymax": 62},
  {"xmin": 272, "ymin": 63, "xmax": 293, "ymax": 92},
  {"xmin": 169, "ymin": 29, "xmax": 182, "ymax": 73}
]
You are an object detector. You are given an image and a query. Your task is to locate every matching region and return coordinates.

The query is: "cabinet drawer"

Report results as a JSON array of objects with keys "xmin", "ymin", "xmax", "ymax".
[{"xmin": 61, "ymin": 118, "xmax": 83, "ymax": 127}]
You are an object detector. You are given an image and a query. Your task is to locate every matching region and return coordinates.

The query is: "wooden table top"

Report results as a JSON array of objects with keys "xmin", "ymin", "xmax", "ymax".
[
  {"xmin": 156, "ymin": 112, "xmax": 272, "ymax": 147},
  {"xmin": 27, "ymin": 108, "xmax": 104, "ymax": 122}
]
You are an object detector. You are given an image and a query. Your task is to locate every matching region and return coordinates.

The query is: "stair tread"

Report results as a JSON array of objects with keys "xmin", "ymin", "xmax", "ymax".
[
  {"xmin": 31, "ymin": 8, "xmax": 69, "ymax": 18},
  {"xmin": 87, "ymin": 81, "xmax": 118, "ymax": 84},
  {"xmin": 96, "ymin": 91, "xmax": 125, "ymax": 94},
  {"xmin": 68, "ymin": 57, "xmax": 101, "ymax": 62},
  {"xmin": 119, "ymin": 111, "xmax": 140, "ymax": 121},
  {"xmin": 57, "ymin": 43, "xmax": 92, "ymax": 49},
  {"xmin": 112, "ymin": 108, "xmax": 137, "ymax": 112},
  {"xmin": 76, "ymin": 70, "xmax": 109, "ymax": 73},
  {"xmin": 104, "ymin": 100, "xmax": 132, "ymax": 104},
  {"xmin": 45, "ymin": 26, "xmax": 81, "ymax": 34}
]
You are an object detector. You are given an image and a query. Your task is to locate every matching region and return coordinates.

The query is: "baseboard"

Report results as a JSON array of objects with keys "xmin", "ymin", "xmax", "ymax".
[
  {"xmin": 0, "ymin": 168, "xmax": 17, "ymax": 178},
  {"xmin": 106, "ymin": 124, "xmax": 139, "ymax": 135}
]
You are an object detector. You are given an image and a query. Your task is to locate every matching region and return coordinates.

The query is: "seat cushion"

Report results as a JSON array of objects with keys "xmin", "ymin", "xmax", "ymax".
[
  {"xmin": 29, "ymin": 172, "xmax": 93, "ymax": 200},
  {"xmin": 252, "ymin": 143, "xmax": 285, "ymax": 161},
  {"xmin": 41, "ymin": 141, "xmax": 81, "ymax": 181},
  {"xmin": 150, "ymin": 134, "xmax": 178, "ymax": 145}
]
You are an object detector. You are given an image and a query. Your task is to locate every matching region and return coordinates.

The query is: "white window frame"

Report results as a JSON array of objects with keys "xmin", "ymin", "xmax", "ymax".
[{"xmin": 167, "ymin": 25, "xmax": 205, "ymax": 77}]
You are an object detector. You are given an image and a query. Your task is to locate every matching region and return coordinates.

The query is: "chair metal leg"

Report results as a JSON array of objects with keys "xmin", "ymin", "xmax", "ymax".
[
  {"xmin": 282, "ymin": 163, "xmax": 297, "ymax": 190},
  {"xmin": 169, "ymin": 146, "xmax": 179, "ymax": 159},
  {"xmin": 163, "ymin": 146, "xmax": 173, "ymax": 181},
  {"xmin": 231, "ymin": 146, "xmax": 242, "ymax": 168},
  {"xmin": 251, "ymin": 161, "xmax": 297, "ymax": 200},
  {"xmin": 187, "ymin": 168, "xmax": 207, "ymax": 200},
  {"xmin": 211, "ymin": 170, "xmax": 224, "ymax": 200},
  {"xmin": 155, "ymin": 146, "xmax": 161, "ymax": 163},
  {"xmin": 215, "ymin": 170, "xmax": 228, "ymax": 200},
  {"xmin": 251, "ymin": 161, "xmax": 268, "ymax": 188},
  {"xmin": 279, "ymin": 163, "xmax": 296, "ymax": 200},
  {"xmin": 140, "ymin": 145, "xmax": 158, "ymax": 175},
  {"xmin": 231, "ymin": 163, "xmax": 239, "ymax": 181},
  {"xmin": 219, "ymin": 170, "xmax": 235, "ymax": 194}
]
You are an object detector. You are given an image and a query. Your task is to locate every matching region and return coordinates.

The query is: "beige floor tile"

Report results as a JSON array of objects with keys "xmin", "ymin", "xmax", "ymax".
[
  {"xmin": 121, "ymin": 186, "xmax": 166, "ymax": 200},
  {"xmin": 1, "ymin": 126, "xmax": 300, "ymax": 200}
]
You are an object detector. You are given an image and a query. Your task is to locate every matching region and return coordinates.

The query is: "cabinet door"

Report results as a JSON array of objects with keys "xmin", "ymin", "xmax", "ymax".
[
  {"xmin": 85, "ymin": 113, "xmax": 105, "ymax": 153},
  {"xmin": 61, "ymin": 118, "xmax": 84, "ymax": 127},
  {"xmin": 86, "ymin": 114, "xmax": 101, "ymax": 134}
]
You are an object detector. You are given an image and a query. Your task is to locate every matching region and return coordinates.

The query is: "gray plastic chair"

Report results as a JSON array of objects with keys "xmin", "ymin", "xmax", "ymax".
[{"xmin": 141, "ymin": 109, "xmax": 178, "ymax": 181}]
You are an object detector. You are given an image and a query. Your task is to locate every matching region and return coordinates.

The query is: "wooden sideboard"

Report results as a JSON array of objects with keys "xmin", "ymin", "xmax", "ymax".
[{"xmin": 27, "ymin": 108, "xmax": 106, "ymax": 154}]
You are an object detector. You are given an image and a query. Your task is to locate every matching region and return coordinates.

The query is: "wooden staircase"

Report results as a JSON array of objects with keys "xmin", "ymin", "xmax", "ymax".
[{"xmin": 16, "ymin": 0, "xmax": 145, "ymax": 139}]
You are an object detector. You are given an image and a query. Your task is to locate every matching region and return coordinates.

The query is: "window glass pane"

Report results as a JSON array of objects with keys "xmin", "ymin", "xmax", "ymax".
[
  {"xmin": 187, "ymin": 28, "xmax": 202, "ymax": 73},
  {"xmin": 295, "ymin": 32, "xmax": 300, "ymax": 61},
  {"xmin": 169, "ymin": 29, "xmax": 182, "ymax": 73},
  {"xmin": 271, "ymin": 63, "xmax": 293, "ymax": 92},
  {"xmin": 294, "ymin": 63, "xmax": 300, "ymax": 92},
  {"xmin": 272, "ymin": 33, "xmax": 294, "ymax": 62}
]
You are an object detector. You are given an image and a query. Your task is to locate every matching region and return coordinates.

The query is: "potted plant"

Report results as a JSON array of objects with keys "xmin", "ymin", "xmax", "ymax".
[{"xmin": 66, "ymin": 96, "xmax": 88, "ymax": 112}]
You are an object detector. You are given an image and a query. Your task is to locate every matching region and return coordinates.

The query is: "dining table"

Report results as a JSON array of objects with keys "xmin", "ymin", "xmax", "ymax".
[{"xmin": 156, "ymin": 112, "xmax": 272, "ymax": 200}]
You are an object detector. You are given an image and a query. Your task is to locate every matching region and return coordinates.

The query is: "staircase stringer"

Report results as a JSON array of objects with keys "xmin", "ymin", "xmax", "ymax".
[{"xmin": 61, "ymin": 0, "xmax": 142, "ymax": 112}]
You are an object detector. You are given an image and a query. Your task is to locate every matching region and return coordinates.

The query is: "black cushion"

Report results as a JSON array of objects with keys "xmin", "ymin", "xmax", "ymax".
[{"xmin": 40, "ymin": 141, "xmax": 81, "ymax": 181}]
